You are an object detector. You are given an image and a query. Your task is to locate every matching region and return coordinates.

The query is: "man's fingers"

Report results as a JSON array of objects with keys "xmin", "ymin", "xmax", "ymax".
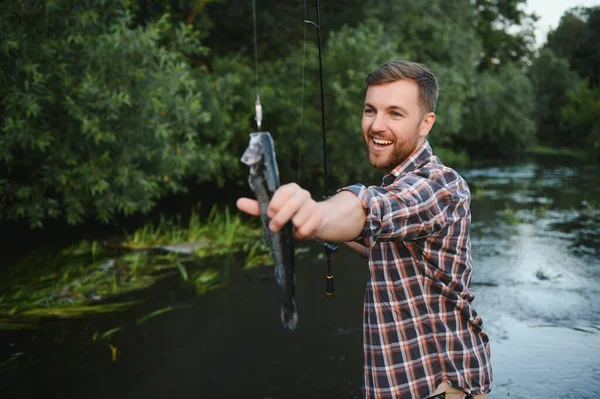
[
  {"xmin": 236, "ymin": 198, "xmax": 261, "ymax": 216},
  {"xmin": 294, "ymin": 211, "xmax": 322, "ymax": 240},
  {"xmin": 269, "ymin": 194, "xmax": 300, "ymax": 232},
  {"xmin": 242, "ymin": 183, "xmax": 318, "ymax": 236},
  {"xmin": 267, "ymin": 183, "xmax": 297, "ymax": 218},
  {"xmin": 291, "ymin": 199, "xmax": 318, "ymax": 231},
  {"xmin": 269, "ymin": 186, "xmax": 311, "ymax": 232}
]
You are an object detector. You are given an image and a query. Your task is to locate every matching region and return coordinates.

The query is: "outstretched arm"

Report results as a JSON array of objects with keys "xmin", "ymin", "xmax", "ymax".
[
  {"xmin": 344, "ymin": 240, "xmax": 370, "ymax": 258},
  {"xmin": 237, "ymin": 183, "xmax": 366, "ymax": 243}
]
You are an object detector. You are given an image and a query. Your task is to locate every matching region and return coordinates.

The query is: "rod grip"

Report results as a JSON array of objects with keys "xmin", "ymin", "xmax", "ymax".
[{"xmin": 325, "ymin": 273, "xmax": 335, "ymax": 298}]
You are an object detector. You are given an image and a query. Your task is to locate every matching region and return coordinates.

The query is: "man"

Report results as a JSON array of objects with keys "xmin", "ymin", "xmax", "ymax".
[{"xmin": 237, "ymin": 60, "xmax": 492, "ymax": 399}]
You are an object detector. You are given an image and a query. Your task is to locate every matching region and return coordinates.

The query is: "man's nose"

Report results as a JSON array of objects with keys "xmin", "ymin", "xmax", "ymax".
[{"xmin": 371, "ymin": 115, "xmax": 386, "ymax": 132}]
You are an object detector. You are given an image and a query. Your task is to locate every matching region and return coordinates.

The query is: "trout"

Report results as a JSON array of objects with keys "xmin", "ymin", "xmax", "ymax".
[{"xmin": 241, "ymin": 132, "xmax": 298, "ymax": 331}]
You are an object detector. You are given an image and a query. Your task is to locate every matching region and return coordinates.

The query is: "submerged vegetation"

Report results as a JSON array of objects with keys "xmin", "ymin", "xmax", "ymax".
[{"xmin": 0, "ymin": 207, "xmax": 271, "ymax": 329}]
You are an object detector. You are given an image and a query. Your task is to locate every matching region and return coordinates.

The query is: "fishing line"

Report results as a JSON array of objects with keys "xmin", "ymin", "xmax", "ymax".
[
  {"xmin": 252, "ymin": 0, "xmax": 262, "ymax": 130},
  {"xmin": 297, "ymin": 0, "xmax": 308, "ymax": 184}
]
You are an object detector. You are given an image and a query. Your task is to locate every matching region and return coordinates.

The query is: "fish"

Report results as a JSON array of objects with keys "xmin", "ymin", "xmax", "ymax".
[{"xmin": 241, "ymin": 132, "xmax": 298, "ymax": 331}]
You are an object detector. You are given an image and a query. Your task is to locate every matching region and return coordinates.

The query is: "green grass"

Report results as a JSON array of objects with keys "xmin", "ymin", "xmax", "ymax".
[
  {"xmin": 121, "ymin": 206, "xmax": 260, "ymax": 249},
  {"xmin": 527, "ymin": 145, "xmax": 588, "ymax": 160},
  {"xmin": 0, "ymin": 206, "xmax": 270, "ymax": 329}
]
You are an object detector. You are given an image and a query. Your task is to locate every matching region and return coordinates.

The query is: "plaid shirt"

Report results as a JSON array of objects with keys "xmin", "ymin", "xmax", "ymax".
[{"xmin": 341, "ymin": 141, "xmax": 492, "ymax": 399}]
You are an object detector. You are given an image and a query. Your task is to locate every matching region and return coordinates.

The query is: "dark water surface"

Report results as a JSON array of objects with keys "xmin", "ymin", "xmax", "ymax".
[{"xmin": 2, "ymin": 158, "xmax": 599, "ymax": 398}]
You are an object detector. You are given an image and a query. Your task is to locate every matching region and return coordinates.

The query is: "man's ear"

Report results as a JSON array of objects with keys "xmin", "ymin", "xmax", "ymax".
[{"xmin": 419, "ymin": 112, "xmax": 436, "ymax": 138}]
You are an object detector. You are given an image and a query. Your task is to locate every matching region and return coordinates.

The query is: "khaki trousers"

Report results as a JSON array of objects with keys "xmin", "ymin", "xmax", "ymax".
[{"xmin": 431, "ymin": 381, "xmax": 489, "ymax": 399}]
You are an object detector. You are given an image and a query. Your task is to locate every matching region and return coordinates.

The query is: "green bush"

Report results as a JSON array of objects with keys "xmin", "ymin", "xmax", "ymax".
[{"xmin": 0, "ymin": 0, "xmax": 230, "ymax": 227}]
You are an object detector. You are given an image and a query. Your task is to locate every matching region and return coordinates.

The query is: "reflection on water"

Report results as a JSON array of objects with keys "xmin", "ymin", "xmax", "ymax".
[
  {"xmin": 1, "ymin": 158, "xmax": 599, "ymax": 398},
  {"xmin": 463, "ymin": 160, "xmax": 600, "ymax": 398}
]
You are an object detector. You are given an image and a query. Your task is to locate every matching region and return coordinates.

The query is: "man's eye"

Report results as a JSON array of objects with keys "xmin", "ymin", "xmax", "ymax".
[
  {"xmin": 364, "ymin": 108, "xmax": 375, "ymax": 115},
  {"xmin": 391, "ymin": 111, "xmax": 403, "ymax": 118}
]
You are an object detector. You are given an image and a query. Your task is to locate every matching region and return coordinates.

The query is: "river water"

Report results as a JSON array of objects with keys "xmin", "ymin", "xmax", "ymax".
[{"xmin": 1, "ymin": 157, "xmax": 599, "ymax": 398}]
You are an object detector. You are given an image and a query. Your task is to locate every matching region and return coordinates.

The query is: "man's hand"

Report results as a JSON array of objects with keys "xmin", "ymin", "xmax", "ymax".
[
  {"xmin": 238, "ymin": 184, "xmax": 366, "ymax": 243},
  {"xmin": 236, "ymin": 183, "xmax": 323, "ymax": 240}
]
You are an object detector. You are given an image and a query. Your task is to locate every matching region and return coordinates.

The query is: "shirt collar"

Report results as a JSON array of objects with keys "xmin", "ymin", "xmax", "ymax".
[{"xmin": 382, "ymin": 140, "xmax": 433, "ymax": 185}]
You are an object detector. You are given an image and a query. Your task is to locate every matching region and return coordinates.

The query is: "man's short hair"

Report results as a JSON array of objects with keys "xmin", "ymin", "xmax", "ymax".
[{"xmin": 366, "ymin": 60, "xmax": 439, "ymax": 113}]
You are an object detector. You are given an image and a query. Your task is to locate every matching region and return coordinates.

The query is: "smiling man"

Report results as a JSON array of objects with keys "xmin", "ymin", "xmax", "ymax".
[{"xmin": 237, "ymin": 60, "xmax": 492, "ymax": 399}]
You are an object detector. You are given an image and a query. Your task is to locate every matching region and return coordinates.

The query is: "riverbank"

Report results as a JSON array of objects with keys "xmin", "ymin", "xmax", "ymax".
[
  {"xmin": 0, "ymin": 207, "xmax": 269, "ymax": 330},
  {"xmin": 526, "ymin": 145, "xmax": 591, "ymax": 161}
]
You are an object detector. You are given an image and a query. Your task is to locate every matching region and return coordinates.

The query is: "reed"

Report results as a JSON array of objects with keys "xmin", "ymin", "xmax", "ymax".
[{"xmin": 0, "ymin": 207, "xmax": 269, "ymax": 329}]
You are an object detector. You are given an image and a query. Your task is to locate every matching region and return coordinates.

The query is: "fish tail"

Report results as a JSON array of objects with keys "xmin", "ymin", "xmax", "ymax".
[{"xmin": 280, "ymin": 298, "xmax": 298, "ymax": 331}]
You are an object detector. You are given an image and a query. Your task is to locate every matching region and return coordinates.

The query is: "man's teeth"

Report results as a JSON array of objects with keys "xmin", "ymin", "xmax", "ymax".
[{"xmin": 373, "ymin": 138, "xmax": 393, "ymax": 145}]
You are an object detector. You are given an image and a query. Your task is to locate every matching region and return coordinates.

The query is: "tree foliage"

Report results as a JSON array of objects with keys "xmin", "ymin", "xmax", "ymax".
[
  {"xmin": 531, "ymin": 6, "xmax": 600, "ymax": 156},
  {"xmin": 0, "ymin": 0, "xmax": 229, "ymax": 227},
  {"xmin": 1, "ymin": 0, "xmax": 597, "ymax": 228},
  {"xmin": 472, "ymin": 0, "xmax": 538, "ymax": 71},
  {"xmin": 461, "ymin": 65, "xmax": 536, "ymax": 156},
  {"xmin": 547, "ymin": 6, "xmax": 600, "ymax": 88},
  {"xmin": 528, "ymin": 48, "xmax": 580, "ymax": 147},
  {"xmin": 560, "ymin": 80, "xmax": 600, "ymax": 154}
]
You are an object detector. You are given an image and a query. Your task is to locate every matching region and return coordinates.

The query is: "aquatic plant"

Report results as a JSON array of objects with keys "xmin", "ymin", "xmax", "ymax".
[
  {"xmin": 471, "ymin": 183, "xmax": 486, "ymax": 199},
  {"xmin": 193, "ymin": 269, "xmax": 223, "ymax": 296},
  {"xmin": 532, "ymin": 201, "xmax": 550, "ymax": 218},
  {"xmin": 0, "ymin": 207, "xmax": 269, "ymax": 329},
  {"xmin": 501, "ymin": 203, "xmax": 521, "ymax": 225},
  {"xmin": 116, "ymin": 206, "xmax": 263, "ymax": 255}
]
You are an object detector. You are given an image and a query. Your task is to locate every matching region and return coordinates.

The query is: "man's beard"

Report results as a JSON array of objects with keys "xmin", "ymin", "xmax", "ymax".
[{"xmin": 366, "ymin": 129, "xmax": 420, "ymax": 171}]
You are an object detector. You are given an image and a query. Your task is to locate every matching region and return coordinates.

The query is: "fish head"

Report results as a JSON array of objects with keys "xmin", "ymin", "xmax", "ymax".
[
  {"xmin": 241, "ymin": 133, "xmax": 264, "ymax": 170},
  {"xmin": 241, "ymin": 132, "xmax": 280, "ymax": 191}
]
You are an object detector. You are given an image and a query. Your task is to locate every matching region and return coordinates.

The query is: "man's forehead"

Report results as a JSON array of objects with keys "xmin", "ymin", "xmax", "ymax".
[{"xmin": 364, "ymin": 79, "xmax": 420, "ymax": 108}]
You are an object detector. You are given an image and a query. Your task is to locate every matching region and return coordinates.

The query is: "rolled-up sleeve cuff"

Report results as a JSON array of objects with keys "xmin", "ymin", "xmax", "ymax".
[{"xmin": 337, "ymin": 184, "xmax": 381, "ymax": 247}]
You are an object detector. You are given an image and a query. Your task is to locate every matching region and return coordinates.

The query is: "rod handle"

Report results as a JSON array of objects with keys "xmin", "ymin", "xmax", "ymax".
[{"xmin": 325, "ymin": 273, "xmax": 335, "ymax": 298}]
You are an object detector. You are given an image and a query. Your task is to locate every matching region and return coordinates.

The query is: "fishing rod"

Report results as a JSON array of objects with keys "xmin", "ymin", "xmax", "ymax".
[
  {"xmin": 304, "ymin": 0, "xmax": 337, "ymax": 299},
  {"xmin": 253, "ymin": 0, "xmax": 337, "ymax": 299}
]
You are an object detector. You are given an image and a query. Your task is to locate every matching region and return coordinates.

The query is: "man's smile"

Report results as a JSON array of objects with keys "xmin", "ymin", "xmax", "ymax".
[{"xmin": 369, "ymin": 135, "xmax": 394, "ymax": 151}]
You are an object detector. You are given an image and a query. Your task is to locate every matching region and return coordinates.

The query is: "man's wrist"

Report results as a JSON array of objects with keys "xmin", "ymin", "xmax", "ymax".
[
  {"xmin": 311, "ymin": 192, "xmax": 366, "ymax": 242},
  {"xmin": 314, "ymin": 200, "xmax": 329, "ymax": 239}
]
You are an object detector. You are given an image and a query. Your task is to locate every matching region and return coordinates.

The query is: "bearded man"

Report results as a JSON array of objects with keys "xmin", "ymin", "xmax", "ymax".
[{"xmin": 237, "ymin": 60, "xmax": 492, "ymax": 399}]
